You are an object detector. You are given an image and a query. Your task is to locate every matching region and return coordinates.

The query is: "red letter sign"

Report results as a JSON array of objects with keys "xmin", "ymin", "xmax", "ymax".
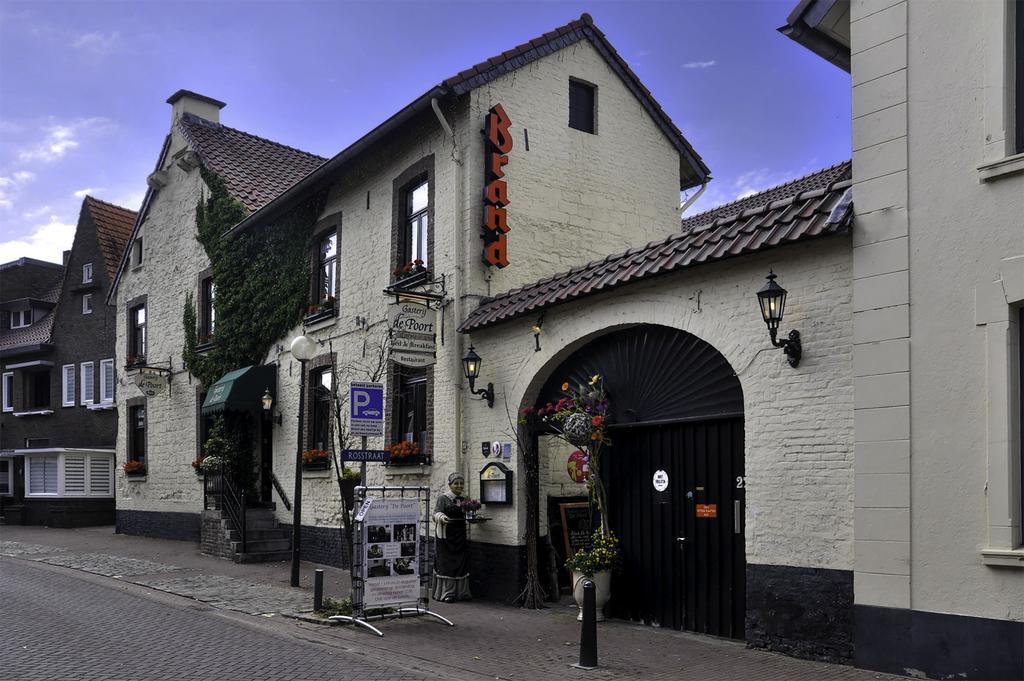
[{"xmin": 483, "ymin": 104, "xmax": 512, "ymax": 268}]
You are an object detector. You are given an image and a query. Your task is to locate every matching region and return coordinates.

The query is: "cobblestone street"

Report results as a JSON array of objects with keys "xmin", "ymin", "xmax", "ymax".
[{"xmin": 0, "ymin": 527, "xmax": 907, "ymax": 680}]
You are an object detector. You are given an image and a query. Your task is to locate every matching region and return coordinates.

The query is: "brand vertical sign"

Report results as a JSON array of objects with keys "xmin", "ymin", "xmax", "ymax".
[{"xmin": 483, "ymin": 103, "xmax": 512, "ymax": 268}]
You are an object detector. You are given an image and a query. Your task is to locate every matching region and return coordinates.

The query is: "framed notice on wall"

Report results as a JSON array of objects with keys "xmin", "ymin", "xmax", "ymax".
[{"xmin": 559, "ymin": 502, "xmax": 592, "ymax": 558}]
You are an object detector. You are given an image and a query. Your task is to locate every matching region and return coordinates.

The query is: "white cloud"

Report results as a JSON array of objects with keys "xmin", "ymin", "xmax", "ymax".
[
  {"xmin": 17, "ymin": 117, "xmax": 114, "ymax": 163},
  {"xmin": 22, "ymin": 205, "xmax": 51, "ymax": 219},
  {"xmin": 71, "ymin": 31, "xmax": 120, "ymax": 54},
  {"xmin": 110, "ymin": 189, "xmax": 145, "ymax": 211},
  {"xmin": 0, "ymin": 214, "xmax": 76, "ymax": 264},
  {"xmin": 0, "ymin": 170, "xmax": 36, "ymax": 209},
  {"xmin": 682, "ymin": 60, "xmax": 717, "ymax": 69},
  {"xmin": 73, "ymin": 187, "xmax": 99, "ymax": 199}
]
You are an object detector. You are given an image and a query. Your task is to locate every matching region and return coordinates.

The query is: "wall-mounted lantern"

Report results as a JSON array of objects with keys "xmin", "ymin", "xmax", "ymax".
[
  {"xmin": 756, "ymin": 271, "xmax": 802, "ymax": 367},
  {"xmin": 531, "ymin": 313, "xmax": 544, "ymax": 352},
  {"xmin": 261, "ymin": 387, "xmax": 281, "ymax": 425},
  {"xmin": 462, "ymin": 345, "xmax": 495, "ymax": 408}
]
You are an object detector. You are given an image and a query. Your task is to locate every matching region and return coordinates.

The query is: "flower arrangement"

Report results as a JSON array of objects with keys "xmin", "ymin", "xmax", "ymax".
[
  {"xmin": 520, "ymin": 373, "xmax": 613, "ymax": 539},
  {"xmin": 456, "ymin": 498, "xmax": 482, "ymax": 512},
  {"xmin": 307, "ymin": 296, "xmax": 336, "ymax": 316},
  {"xmin": 125, "ymin": 355, "xmax": 145, "ymax": 368},
  {"xmin": 123, "ymin": 459, "xmax": 146, "ymax": 476},
  {"xmin": 564, "ymin": 530, "xmax": 620, "ymax": 577},
  {"xmin": 392, "ymin": 259, "xmax": 426, "ymax": 279},
  {"xmin": 302, "ymin": 449, "xmax": 331, "ymax": 465},
  {"xmin": 191, "ymin": 457, "xmax": 204, "ymax": 472},
  {"xmin": 386, "ymin": 440, "xmax": 421, "ymax": 463},
  {"xmin": 199, "ymin": 455, "xmax": 223, "ymax": 473}
]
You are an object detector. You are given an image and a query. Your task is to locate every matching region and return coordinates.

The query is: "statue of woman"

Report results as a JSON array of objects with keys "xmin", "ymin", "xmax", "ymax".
[{"xmin": 432, "ymin": 472, "xmax": 471, "ymax": 602}]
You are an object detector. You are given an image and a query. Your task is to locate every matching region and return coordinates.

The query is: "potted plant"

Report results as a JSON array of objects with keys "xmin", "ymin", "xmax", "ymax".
[
  {"xmin": 391, "ymin": 259, "xmax": 428, "ymax": 287},
  {"xmin": 191, "ymin": 456, "xmax": 205, "ymax": 474},
  {"xmin": 302, "ymin": 449, "xmax": 331, "ymax": 470},
  {"xmin": 386, "ymin": 440, "xmax": 421, "ymax": 465},
  {"xmin": 564, "ymin": 530, "xmax": 620, "ymax": 622},
  {"xmin": 123, "ymin": 459, "xmax": 146, "ymax": 477},
  {"xmin": 457, "ymin": 497, "xmax": 482, "ymax": 521}
]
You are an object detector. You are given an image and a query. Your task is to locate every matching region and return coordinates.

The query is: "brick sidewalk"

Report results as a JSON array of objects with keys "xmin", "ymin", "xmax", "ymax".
[{"xmin": 0, "ymin": 525, "xmax": 905, "ymax": 680}]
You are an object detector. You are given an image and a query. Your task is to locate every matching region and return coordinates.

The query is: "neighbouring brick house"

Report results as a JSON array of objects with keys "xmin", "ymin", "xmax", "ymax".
[{"xmin": 1, "ymin": 196, "xmax": 135, "ymax": 526}]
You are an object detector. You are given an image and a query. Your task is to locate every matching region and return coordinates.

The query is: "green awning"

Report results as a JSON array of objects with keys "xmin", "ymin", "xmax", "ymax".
[{"xmin": 202, "ymin": 364, "xmax": 276, "ymax": 415}]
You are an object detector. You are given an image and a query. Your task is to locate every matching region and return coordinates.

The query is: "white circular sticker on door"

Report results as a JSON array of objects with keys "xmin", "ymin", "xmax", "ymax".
[{"xmin": 652, "ymin": 469, "xmax": 669, "ymax": 492}]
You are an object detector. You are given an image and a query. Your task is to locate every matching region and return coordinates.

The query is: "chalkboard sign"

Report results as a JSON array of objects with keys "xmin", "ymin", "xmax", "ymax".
[{"xmin": 559, "ymin": 502, "xmax": 592, "ymax": 558}]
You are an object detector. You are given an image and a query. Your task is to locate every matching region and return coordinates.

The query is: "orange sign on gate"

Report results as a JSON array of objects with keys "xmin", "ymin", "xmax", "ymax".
[{"xmin": 696, "ymin": 503, "xmax": 717, "ymax": 518}]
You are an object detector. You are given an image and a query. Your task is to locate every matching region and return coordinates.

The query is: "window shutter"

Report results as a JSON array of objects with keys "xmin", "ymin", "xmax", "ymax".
[
  {"xmin": 100, "ymin": 360, "xmax": 115, "ymax": 403},
  {"xmin": 29, "ymin": 457, "xmax": 58, "ymax": 494},
  {"xmin": 89, "ymin": 456, "xmax": 112, "ymax": 495},
  {"xmin": 63, "ymin": 365, "xmax": 75, "ymax": 407},
  {"xmin": 81, "ymin": 362, "xmax": 94, "ymax": 405},
  {"xmin": 64, "ymin": 455, "xmax": 86, "ymax": 494}
]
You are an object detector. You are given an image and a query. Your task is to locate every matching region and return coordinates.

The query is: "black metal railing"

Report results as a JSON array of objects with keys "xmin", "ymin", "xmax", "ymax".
[
  {"xmin": 269, "ymin": 470, "xmax": 291, "ymax": 511},
  {"xmin": 203, "ymin": 465, "xmax": 246, "ymax": 554}
]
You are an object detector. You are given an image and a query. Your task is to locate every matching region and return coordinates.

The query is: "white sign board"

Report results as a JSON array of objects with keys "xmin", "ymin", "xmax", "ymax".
[
  {"xmin": 349, "ymin": 381, "xmax": 384, "ymax": 437},
  {"xmin": 362, "ymin": 498, "xmax": 421, "ymax": 607},
  {"xmin": 652, "ymin": 469, "xmax": 669, "ymax": 492},
  {"xmin": 389, "ymin": 301, "xmax": 436, "ymax": 368},
  {"xmin": 135, "ymin": 368, "xmax": 169, "ymax": 397}
]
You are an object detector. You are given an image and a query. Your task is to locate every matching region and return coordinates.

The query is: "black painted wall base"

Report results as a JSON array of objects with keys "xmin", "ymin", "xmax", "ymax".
[
  {"xmin": 3, "ymin": 498, "xmax": 114, "ymax": 527},
  {"xmin": 855, "ymin": 605, "xmax": 1024, "ymax": 680},
  {"xmin": 115, "ymin": 509, "xmax": 201, "ymax": 542},
  {"xmin": 746, "ymin": 564, "xmax": 854, "ymax": 664},
  {"xmin": 279, "ymin": 523, "xmax": 350, "ymax": 568}
]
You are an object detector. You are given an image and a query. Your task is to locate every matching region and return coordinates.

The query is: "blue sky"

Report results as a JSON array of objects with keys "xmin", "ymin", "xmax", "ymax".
[{"xmin": 0, "ymin": 0, "xmax": 850, "ymax": 264}]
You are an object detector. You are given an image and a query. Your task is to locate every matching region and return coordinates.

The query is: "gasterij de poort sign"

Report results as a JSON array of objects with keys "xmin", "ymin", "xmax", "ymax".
[{"xmin": 388, "ymin": 300, "xmax": 437, "ymax": 368}]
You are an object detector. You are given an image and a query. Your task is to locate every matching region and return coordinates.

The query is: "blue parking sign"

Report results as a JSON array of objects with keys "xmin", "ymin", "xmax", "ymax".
[{"xmin": 350, "ymin": 381, "xmax": 384, "ymax": 437}]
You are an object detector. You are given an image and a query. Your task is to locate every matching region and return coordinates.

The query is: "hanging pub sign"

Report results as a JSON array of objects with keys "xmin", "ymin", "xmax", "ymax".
[
  {"xmin": 135, "ymin": 367, "xmax": 170, "ymax": 397},
  {"xmin": 388, "ymin": 300, "xmax": 437, "ymax": 368},
  {"xmin": 482, "ymin": 103, "xmax": 512, "ymax": 268}
]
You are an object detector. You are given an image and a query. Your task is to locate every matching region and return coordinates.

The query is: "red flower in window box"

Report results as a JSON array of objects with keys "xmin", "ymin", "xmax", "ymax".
[
  {"xmin": 123, "ymin": 459, "xmax": 146, "ymax": 476},
  {"xmin": 302, "ymin": 449, "xmax": 330, "ymax": 465},
  {"xmin": 386, "ymin": 440, "xmax": 421, "ymax": 463}
]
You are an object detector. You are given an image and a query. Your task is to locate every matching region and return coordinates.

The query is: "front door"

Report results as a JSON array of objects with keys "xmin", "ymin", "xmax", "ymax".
[{"xmin": 605, "ymin": 418, "xmax": 745, "ymax": 639}]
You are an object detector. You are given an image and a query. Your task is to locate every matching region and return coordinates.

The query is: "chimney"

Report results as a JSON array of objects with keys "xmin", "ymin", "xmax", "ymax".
[{"xmin": 166, "ymin": 90, "xmax": 226, "ymax": 125}]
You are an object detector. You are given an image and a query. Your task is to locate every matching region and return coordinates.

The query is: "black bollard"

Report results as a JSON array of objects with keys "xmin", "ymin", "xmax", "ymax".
[
  {"xmin": 313, "ymin": 569, "xmax": 324, "ymax": 612},
  {"xmin": 577, "ymin": 580, "xmax": 598, "ymax": 669}
]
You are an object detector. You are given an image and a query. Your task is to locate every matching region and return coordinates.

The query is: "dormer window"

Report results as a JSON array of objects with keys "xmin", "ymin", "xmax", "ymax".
[
  {"xmin": 82, "ymin": 262, "xmax": 93, "ymax": 284},
  {"xmin": 569, "ymin": 79, "xmax": 596, "ymax": 134},
  {"xmin": 10, "ymin": 309, "xmax": 31, "ymax": 329}
]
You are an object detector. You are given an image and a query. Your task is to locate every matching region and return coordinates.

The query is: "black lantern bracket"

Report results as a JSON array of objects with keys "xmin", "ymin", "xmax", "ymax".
[
  {"xmin": 756, "ymin": 271, "xmax": 802, "ymax": 368},
  {"xmin": 462, "ymin": 344, "xmax": 495, "ymax": 408}
]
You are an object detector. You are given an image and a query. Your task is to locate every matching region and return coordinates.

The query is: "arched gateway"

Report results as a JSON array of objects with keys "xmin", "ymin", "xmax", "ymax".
[{"xmin": 534, "ymin": 324, "xmax": 745, "ymax": 639}]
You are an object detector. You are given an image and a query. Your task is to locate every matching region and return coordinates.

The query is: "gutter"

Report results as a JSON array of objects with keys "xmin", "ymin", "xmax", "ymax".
[{"xmin": 225, "ymin": 85, "xmax": 449, "ymax": 238}]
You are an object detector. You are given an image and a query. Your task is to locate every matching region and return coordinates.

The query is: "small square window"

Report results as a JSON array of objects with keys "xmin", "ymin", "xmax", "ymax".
[
  {"xmin": 569, "ymin": 79, "xmax": 596, "ymax": 134},
  {"xmin": 132, "ymin": 238, "xmax": 144, "ymax": 267},
  {"xmin": 82, "ymin": 262, "xmax": 93, "ymax": 284},
  {"xmin": 82, "ymin": 294, "xmax": 93, "ymax": 315}
]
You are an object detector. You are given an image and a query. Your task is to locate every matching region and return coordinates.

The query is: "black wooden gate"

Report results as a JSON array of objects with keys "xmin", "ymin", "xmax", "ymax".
[
  {"xmin": 533, "ymin": 325, "xmax": 745, "ymax": 639},
  {"xmin": 606, "ymin": 418, "xmax": 745, "ymax": 638}
]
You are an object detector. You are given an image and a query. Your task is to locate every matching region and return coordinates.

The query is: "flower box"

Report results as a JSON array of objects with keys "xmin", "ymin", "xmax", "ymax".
[
  {"xmin": 123, "ymin": 460, "xmax": 146, "ymax": 477},
  {"xmin": 302, "ymin": 449, "xmax": 331, "ymax": 470}
]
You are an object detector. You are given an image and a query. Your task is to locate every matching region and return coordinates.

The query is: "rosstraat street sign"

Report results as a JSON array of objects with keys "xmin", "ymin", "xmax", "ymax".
[{"xmin": 350, "ymin": 381, "xmax": 384, "ymax": 437}]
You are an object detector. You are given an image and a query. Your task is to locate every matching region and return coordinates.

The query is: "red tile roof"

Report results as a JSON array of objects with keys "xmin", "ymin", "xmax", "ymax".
[
  {"xmin": 83, "ymin": 196, "xmax": 136, "ymax": 283},
  {"xmin": 441, "ymin": 12, "xmax": 708, "ymax": 188},
  {"xmin": 177, "ymin": 113, "xmax": 328, "ymax": 213},
  {"xmin": 459, "ymin": 161, "xmax": 852, "ymax": 333}
]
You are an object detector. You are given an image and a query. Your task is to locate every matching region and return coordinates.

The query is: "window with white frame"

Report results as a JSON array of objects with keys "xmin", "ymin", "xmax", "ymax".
[
  {"xmin": 62, "ymin": 364, "xmax": 75, "ymax": 407},
  {"xmin": 82, "ymin": 293, "xmax": 93, "ymax": 315},
  {"xmin": 27, "ymin": 456, "xmax": 58, "ymax": 495},
  {"xmin": 80, "ymin": 362, "xmax": 94, "ymax": 405},
  {"xmin": 0, "ymin": 459, "xmax": 11, "ymax": 495},
  {"xmin": 82, "ymin": 262, "xmax": 93, "ymax": 284},
  {"xmin": 10, "ymin": 309, "xmax": 31, "ymax": 329},
  {"xmin": 100, "ymin": 359, "xmax": 115, "ymax": 404},
  {"xmin": 62, "ymin": 453, "xmax": 113, "ymax": 496},
  {"xmin": 2, "ymin": 372, "xmax": 12, "ymax": 412}
]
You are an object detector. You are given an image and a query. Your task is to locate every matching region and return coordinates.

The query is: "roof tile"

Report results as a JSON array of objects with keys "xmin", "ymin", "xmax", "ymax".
[
  {"xmin": 84, "ymin": 196, "xmax": 136, "ymax": 283},
  {"xmin": 459, "ymin": 161, "xmax": 852, "ymax": 333}
]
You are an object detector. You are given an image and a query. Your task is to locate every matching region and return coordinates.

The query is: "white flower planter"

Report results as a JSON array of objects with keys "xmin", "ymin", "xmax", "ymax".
[{"xmin": 572, "ymin": 569, "xmax": 611, "ymax": 622}]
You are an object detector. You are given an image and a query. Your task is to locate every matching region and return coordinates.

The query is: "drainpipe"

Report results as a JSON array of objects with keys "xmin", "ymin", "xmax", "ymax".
[
  {"xmin": 679, "ymin": 179, "xmax": 708, "ymax": 217},
  {"xmin": 431, "ymin": 97, "xmax": 466, "ymax": 476}
]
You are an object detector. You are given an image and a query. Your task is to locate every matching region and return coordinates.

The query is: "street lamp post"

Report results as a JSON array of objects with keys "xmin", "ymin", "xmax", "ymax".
[{"xmin": 290, "ymin": 334, "xmax": 317, "ymax": 587}]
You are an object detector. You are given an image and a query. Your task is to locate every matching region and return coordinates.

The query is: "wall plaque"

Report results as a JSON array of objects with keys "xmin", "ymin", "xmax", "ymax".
[{"xmin": 479, "ymin": 461, "xmax": 513, "ymax": 505}]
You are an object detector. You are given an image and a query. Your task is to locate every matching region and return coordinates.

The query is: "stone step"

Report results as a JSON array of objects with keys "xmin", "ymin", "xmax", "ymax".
[
  {"xmin": 233, "ymin": 550, "xmax": 292, "ymax": 564},
  {"xmin": 231, "ymin": 538, "xmax": 291, "ymax": 554},
  {"xmin": 225, "ymin": 528, "xmax": 288, "ymax": 542}
]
